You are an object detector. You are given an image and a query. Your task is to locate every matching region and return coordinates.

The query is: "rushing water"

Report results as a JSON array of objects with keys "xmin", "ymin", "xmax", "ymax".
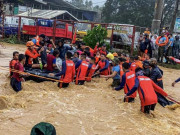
[{"xmin": 0, "ymin": 43, "xmax": 179, "ymax": 135}]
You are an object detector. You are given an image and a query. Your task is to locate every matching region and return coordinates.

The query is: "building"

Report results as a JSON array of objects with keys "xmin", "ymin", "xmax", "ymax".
[
  {"xmin": 7, "ymin": 0, "xmax": 98, "ymax": 21},
  {"xmin": 18, "ymin": 9, "xmax": 79, "ymax": 21}
]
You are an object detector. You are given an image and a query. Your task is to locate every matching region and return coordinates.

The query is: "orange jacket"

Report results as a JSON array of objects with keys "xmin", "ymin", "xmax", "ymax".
[
  {"xmin": 124, "ymin": 71, "xmax": 136, "ymax": 98},
  {"xmin": 137, "ymin": 76, "xmax": 168, "ymax": 106},
  {"xmin": 135, "ymin": 61, "xmax": 143, "ymax": 69},
  {"xmin": 60, "ymin": 60, "xmax": 75, "ymax": 84},
  {"xmin": 9, "ymin": 59, "xmax": 18, "ymax": 76},
  {"xmin": 129, "ymin": 62, "xmax": 137, "ymax": 72},
  {"xmin": 86, "ymin": 64, "xmax": 96, "ymax": 82},
  {"xmin": 34, "ymin": 36, "xmax": 40, "ymax": 46},
  {"xmin": 119, "ymin": 64, "xmax": 124, "ymax": 78},
  {"xmin": 76, "ymin": 60, "xmax": 89, "ymax": 84},
  {"xmin": 98, "ymin": 60, "xmax": 110, "ymax": 75},
  {"xmin": 25, "ymin": 49, "xmax": 40, "ymax": 65}
]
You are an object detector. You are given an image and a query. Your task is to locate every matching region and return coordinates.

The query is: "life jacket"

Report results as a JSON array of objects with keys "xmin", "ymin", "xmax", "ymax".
[
  {"xmin": 9, "ymin": 59, "xmax": 18, "ymax": 77},
  {"xmin": 34, "ymin": 36, "xmax": 40, "ymax": 46},
  {"xmin": 137, "ymin": 76, "xmax": 158, "ymax": 106},
  {"xmin": 60, "ymin": 60, "xmax": 75, "ymax": 87},
  {"xmin": 25, "ymin": 49, "xmax": 40, "ymax": 66},
  {"xmin": 98, "ymin": 60, "xmax": 110, "ymax": 75},
  {"xmin": 124, "ymin": 71, "xmax": 136, "ymax": 98},
  {"xmin": 95, "ymin": 56, "xmax": 100, "ymax": 64},
  {"xmin": 86, "ymin": 64, "xmax": 96, "ymax": 82},
  {"xmin": 99, "ymin": 49, "xmax": 107, "ymax": 56},
  {"xmin": 129, "ymin": 62, "xmax": 137, "ymax": 72},
  {"xmin": 76, "ymin": 60, "xmax": 89, "ymax": 84},
  {"xmin": 119, "ymin": 64, "xmax": 124, "ymax": 78}
]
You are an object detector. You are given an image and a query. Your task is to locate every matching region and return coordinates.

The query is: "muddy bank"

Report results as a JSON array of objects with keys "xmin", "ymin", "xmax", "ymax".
[{"xmin": 0, "ymin": 42, "xmax": 179, "ymax": 135}]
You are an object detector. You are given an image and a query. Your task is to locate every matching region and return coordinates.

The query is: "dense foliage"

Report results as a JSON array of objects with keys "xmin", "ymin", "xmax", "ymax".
[
  {"xmin": 83, "ymin": 25, "xmax": 108, "ymax": 48},
  {"xmin": 102, "ymin": 0, "xmax": 177, "ymax": 28}
]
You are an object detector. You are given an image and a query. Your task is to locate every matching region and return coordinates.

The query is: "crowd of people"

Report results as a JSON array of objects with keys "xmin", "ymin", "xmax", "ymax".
[
  {"xmin": 9, "ymin": 33, "xmax": 180, "ymax": 114},
  {"xmin": 138, "ymin": 28, "xmax": 180, "ymax": 64}
]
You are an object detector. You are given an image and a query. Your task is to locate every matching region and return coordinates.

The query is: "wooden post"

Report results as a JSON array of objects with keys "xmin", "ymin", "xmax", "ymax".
[
  {"xmin": 131, "ymin": 26, "xmax": 136, "ymax": 55},
  {"xmin": 18, "ymin": 16, "xmax": 21, "ymax": 41},
  {"xmin": 110, "ymin": 25, "xmax": 114, "ymax": 46},
  {"xmin": 53, "ymin": 20, "xmax": 56, "ymax": 41}
]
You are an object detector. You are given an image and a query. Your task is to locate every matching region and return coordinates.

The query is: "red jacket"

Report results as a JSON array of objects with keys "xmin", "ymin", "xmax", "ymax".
[
  {"xmin": 76, "ymin": 60, "xmax": 89, "ymax": 84},
  {"xmin": 98, "ymin": 60, "xmax": 110, "ymax": 75},
  {"xmin": 129, "ymin": 62, "xmax": 137, "ymax": 72},
  {"xmin": 137, "ymin": 76, "xmax": 168, "ymax": 106},
  {"xmin": 86, "ymin": 64, "xmax": 96, "ymax": 82},
  {"xmin": 94, "ymin": 45, "xmax": 108, "ymax": 55},
  {"xmin": 125, "ymin": 71, "xmax": 136, "ymax": 98},
  {"xmin": 61, "ymin": 60, "xmax": 75, "ymax": 84},
  {"xmin": 119, "ymin": 64, "xmax": 124, "ymax": 78}
]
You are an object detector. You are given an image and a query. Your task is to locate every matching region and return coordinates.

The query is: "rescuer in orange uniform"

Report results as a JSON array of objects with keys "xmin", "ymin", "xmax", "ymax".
[
  {"xmin": 75, "ymin": 53, "xmax": 89, "ymax": 85},
  {"xmin": 114, "ymin": 62, "xmax": 137, "ymax": 102},
  {"xmin": 125, "ymin": 68, "xmax": 169, "ymax": 114},
  {"xmin": 49, "ymin": 52, "xmax": 75, "ymax": 88},
  {"xmin": 86, "ymin": 57, "xmax": 96, "ymax": 82}
]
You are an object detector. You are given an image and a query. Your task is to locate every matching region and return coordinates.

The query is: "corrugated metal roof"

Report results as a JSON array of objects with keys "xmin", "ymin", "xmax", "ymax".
[{"xmin": 18, "ymin": 9, "xmax": 79, "ymax": 21}]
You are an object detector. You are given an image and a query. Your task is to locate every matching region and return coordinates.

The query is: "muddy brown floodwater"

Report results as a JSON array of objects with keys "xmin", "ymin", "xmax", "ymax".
[{"xmin": 0, "ymin": 42, "xmax": 179, "ymax": 135}]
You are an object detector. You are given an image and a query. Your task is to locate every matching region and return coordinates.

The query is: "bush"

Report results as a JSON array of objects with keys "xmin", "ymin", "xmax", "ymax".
[
  {"xmin": 1, "ymin": 35, "xmax": 21, "ymax": 44},
  {"xmin": 83, "ymin": 25, "xmax": 108, "ymax": 49}
]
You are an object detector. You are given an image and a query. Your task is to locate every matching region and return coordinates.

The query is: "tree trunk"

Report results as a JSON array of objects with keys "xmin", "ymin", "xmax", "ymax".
[
  {"xmin": 169, "ymin": 0, "xmax": 180, "ymax": 33},
  {"xmin": 151, "ymin": 0, "xmax": 164, "ymax": 34}
]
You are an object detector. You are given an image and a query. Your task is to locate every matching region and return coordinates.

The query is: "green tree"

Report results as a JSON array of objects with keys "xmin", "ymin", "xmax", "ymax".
[{"xmin": 83, "ymin": 25, "xmax": 108, "ymax": 48}]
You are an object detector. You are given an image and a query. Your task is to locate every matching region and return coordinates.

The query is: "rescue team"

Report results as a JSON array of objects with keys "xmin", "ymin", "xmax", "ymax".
[{"xmin": 9, "ymin": 34, "xmax": 178, "ymax": 114}]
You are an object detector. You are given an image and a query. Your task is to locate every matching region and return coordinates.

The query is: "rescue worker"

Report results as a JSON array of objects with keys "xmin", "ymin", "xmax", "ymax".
[
  {"xmin": 100, "ymin": 58, "xmax": 120, "ymax": 87},
  {"xmin": 75, "ymin": 53, "xmax": 89, "ymax": 85},
  {"xmin": 149, "ymin": 58, "xmax": 163, "ymax": 88},
  {"xmin": 134, "ymin": 56, "xmax": 143, "ymax": 69},
  {"xmin": 32, "ymin": 34, "xmax": 46, "ymax": 48},
  {"xmin": 9, "ymin": 51, "xmax": 19, "ymax": 77},
  {"xmin": 94, "ymin": 43, "xmax": 108, "ymax": 56},
  {"xmin": 114, "ymin": 62, "xmax": 136, "ymax": 102},
  {"xmin": 129, "ymin": 56, "xmax": 137, "ymax": 72},
  {"xmin": 125, "ymin": 68, "xmax": 169, "ymax": 114},
  {"xmin": 143, "ymin": 60, "xmax": 151, "ymax": 77},
  {"xmin": 96, "ymin": 54, "xmax": 110, "ymax": 75},
  {"xmin": 86, "ymin": 57, "xmax": 96, "ymax": 82},
  {"xmin": 25, "ymin": 41, "xmax": 43, "ymax": 68},
  {"xmin": 118, "ymin": 57, "xmax": 126, "ymax": 78},
  {"xmin": 149, "ymin": 58, "xmax": 174, "ymax": 107},
  {"xmin": 49, "ymin": 52, "xmax": 75, "ymax": 88}
]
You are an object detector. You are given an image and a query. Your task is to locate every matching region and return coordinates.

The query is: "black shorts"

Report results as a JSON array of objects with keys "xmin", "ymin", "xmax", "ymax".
[
  {"xmin": 141, "ymin": 104, "xmax": 156, "ymax": 114},
  {"xmin": 124, "ymin": 97, "xmax": 135, "ymax": 103},
  {"xmin": 58, "ymin": 83, "xmax": 69, "ymax": 88}
]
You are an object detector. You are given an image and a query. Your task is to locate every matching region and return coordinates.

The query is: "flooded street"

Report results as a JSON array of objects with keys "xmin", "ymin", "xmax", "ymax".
[{"xmin": 0, "ymin": 42, "xmax": 179, "ymax": 135}]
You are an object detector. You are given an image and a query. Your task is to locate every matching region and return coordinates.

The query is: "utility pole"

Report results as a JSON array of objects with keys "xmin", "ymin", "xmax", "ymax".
[
  {"xmin": 151, "ymin": 0, "xmax": 164, "ymax": 34},
  {"xmin": 0, "ymin": 0, "xmax": 4, "ymax": 38},
  {"xmin": 169, "ymin": 0, "xmax": 180, "ymax": 33}
]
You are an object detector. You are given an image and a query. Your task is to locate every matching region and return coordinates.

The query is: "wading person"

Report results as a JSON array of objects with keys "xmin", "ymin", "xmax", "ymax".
[
  {"xmin": 125, "ymin": 68, "xmax": 169, "ymax": 114},
  {"xmin": 114, "ymin": 62, "xmax": 137, "ymax": 103}
]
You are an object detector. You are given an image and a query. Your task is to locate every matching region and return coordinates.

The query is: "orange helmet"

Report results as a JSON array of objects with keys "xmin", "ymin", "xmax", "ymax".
[
  {"xmin": 113, "ymin": 52, "xmax": 118, "ymax": 57},
  {"xmin": 26, "ymin": 41, "xmax": 34, "ymax": 47}
]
